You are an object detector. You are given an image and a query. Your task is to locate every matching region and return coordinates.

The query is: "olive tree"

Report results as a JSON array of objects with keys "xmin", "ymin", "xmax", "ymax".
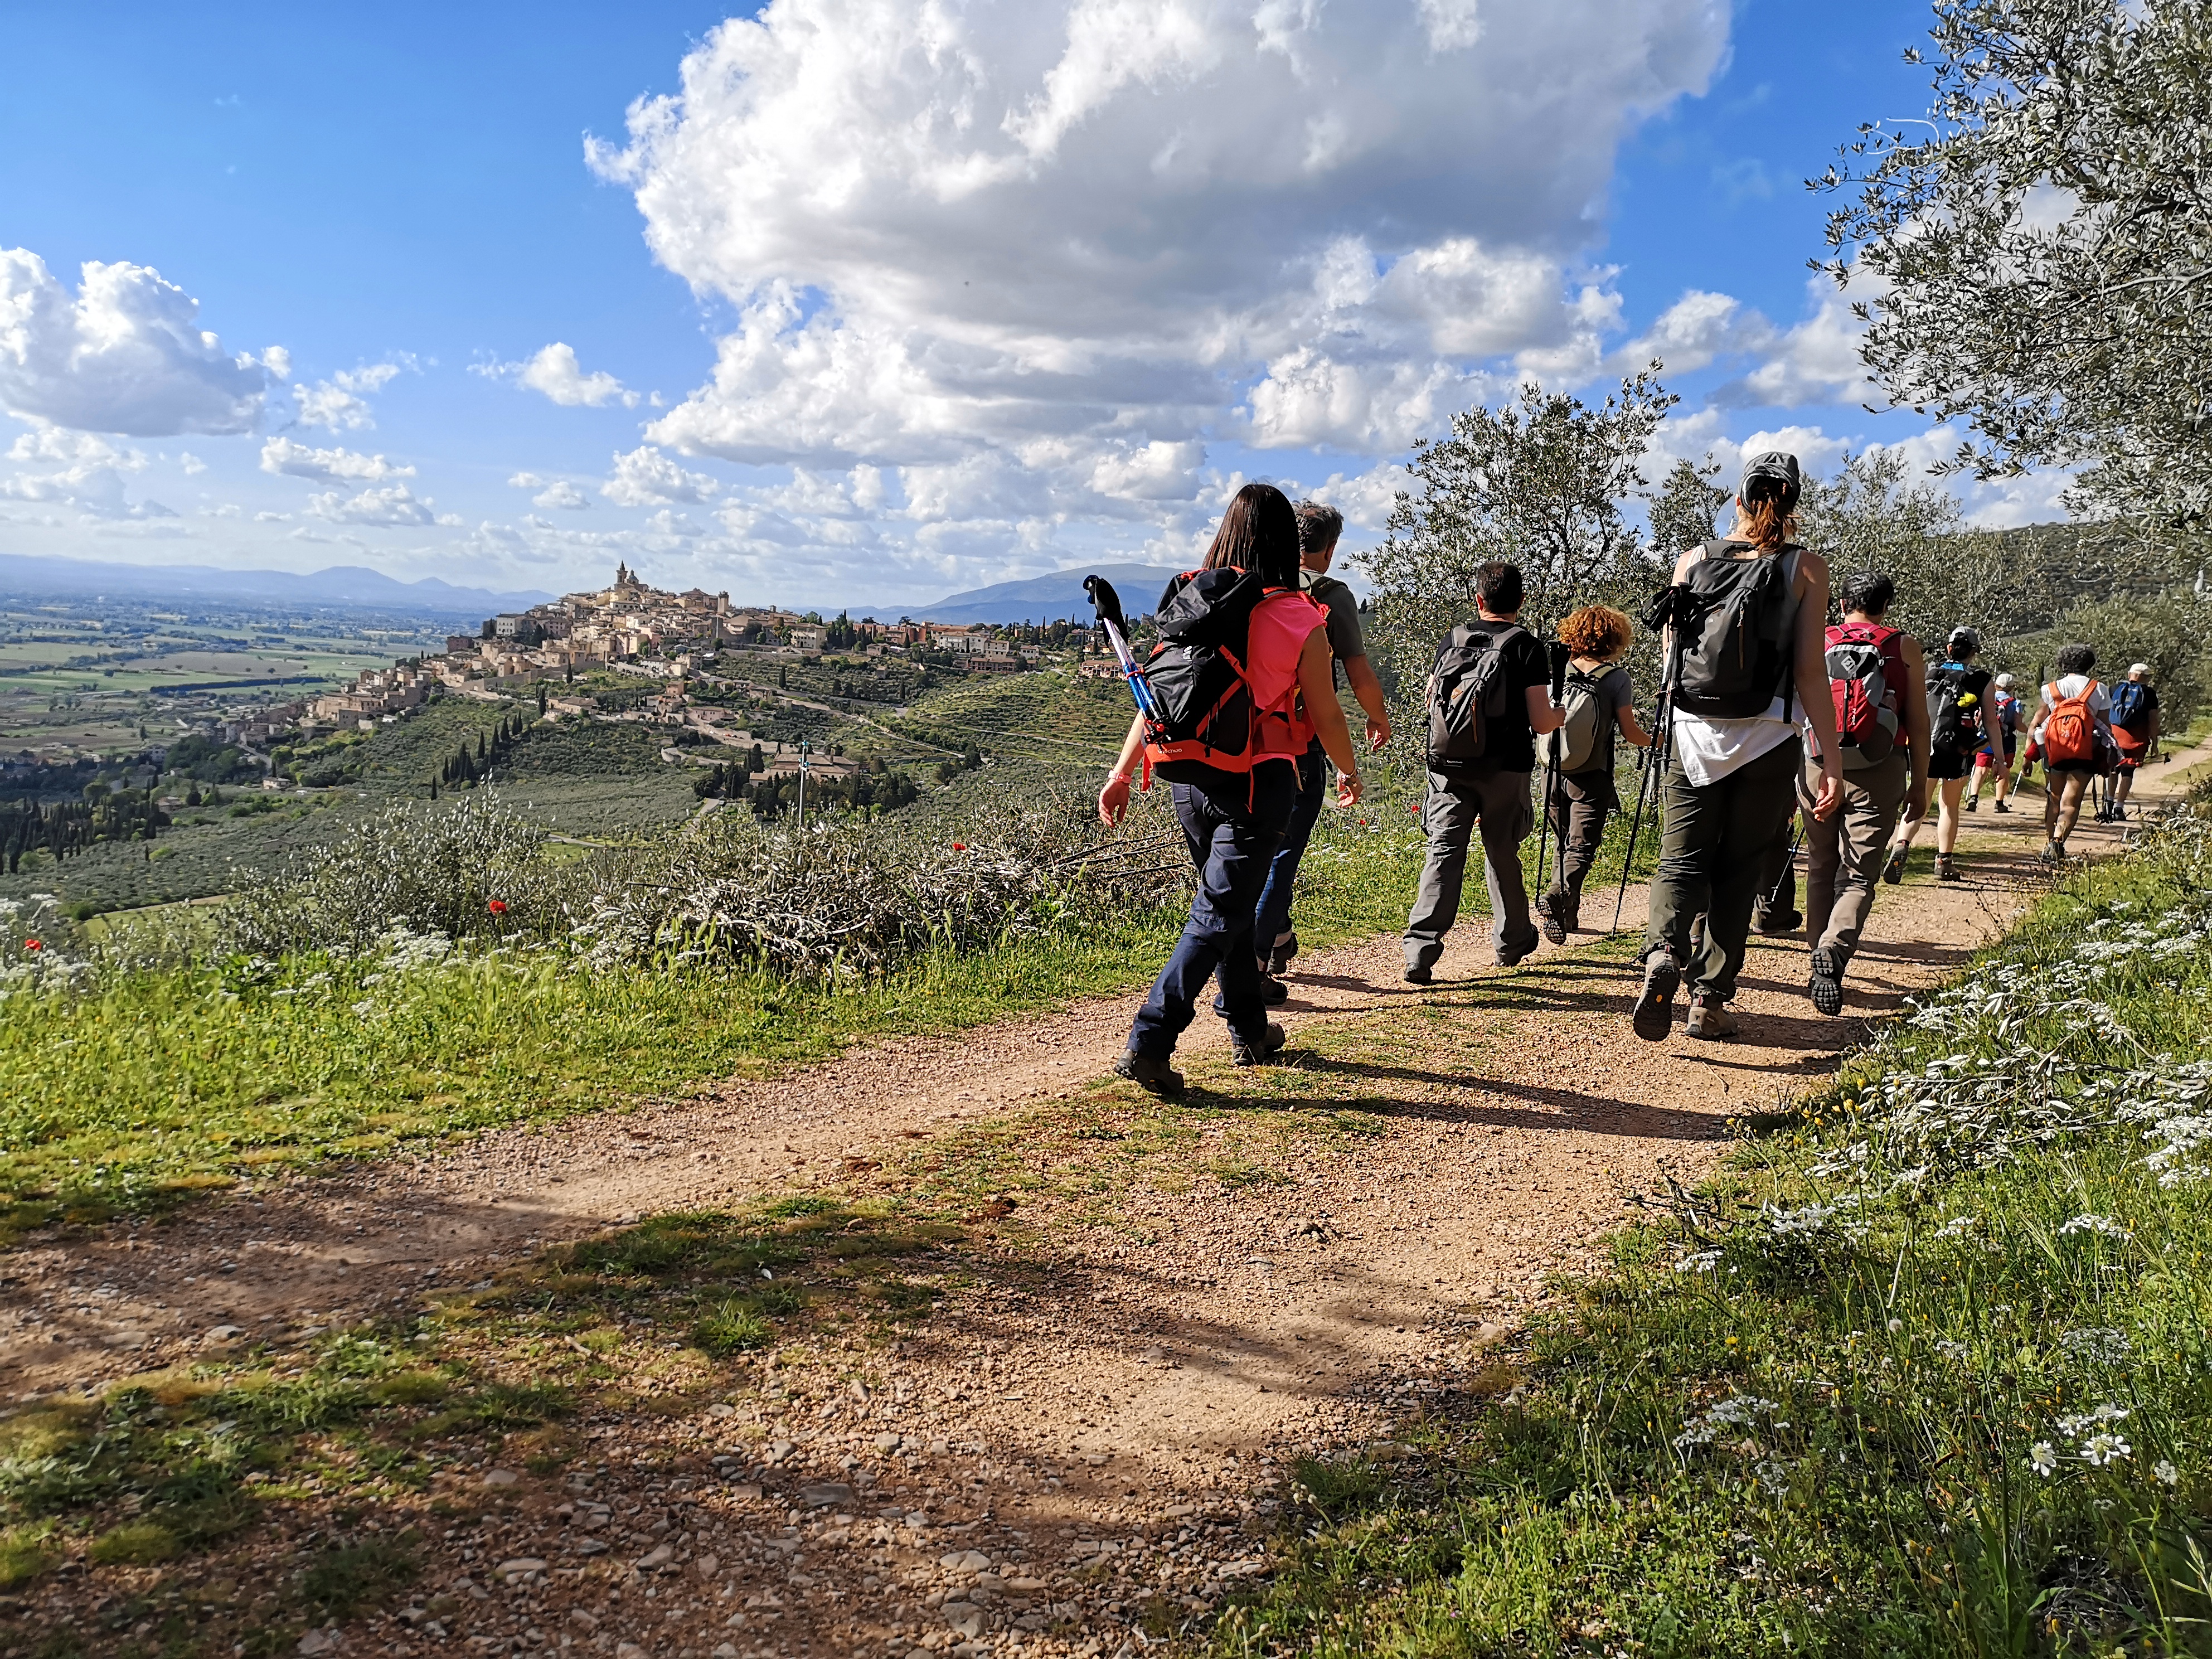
[
  {"xmin": 1357, "ymin": 368, "xmax": 1677, "ymax": 693},
  {"xmin": 1821, "ymin": 0, "xmax": 2212, "ymax": 532}
]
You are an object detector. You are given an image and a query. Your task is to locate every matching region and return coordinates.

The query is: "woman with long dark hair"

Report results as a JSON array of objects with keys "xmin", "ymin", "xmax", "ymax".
[{"xmin": 1098, "ymin": 483, "xmax": 1364, "ymax": 1095}]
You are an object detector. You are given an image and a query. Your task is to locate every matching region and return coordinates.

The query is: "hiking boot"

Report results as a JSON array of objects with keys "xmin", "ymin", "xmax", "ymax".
[
  {"xmin": 2038, "ymin": 840, "xmax": 2065, "ymax": 865},
  {"xmin": 1881, "ymin": 846, "xmax": 1908, "ymax": 884},
  {"xmin": 1267, "ymin": 931, "xmax": 1299, "ymax": 975},
  {"xmin": 1231, "ymin": 1022, "xmax": 1287, "ymax": 1066},
  {"xmin": 1807, "ymin": 946, "xmax": 1845, "ymax": 1017},
  {"xmin": 1993, "ymin": 801, "xmax": 2011, "ymax": 814},
  {"xmin": 1963, "ymin": 795, "xmax": 1978, "ymax": 813},
  {"xmin": 1535, "ymin": 890, "xmax": 1568, "ymax": 946},
  {"xmin": 1631, "ymin": 953, "xmax": 1679, "ymax": 1042},
  {"xmin": 1496, "ymin": 933, "xmax": 1540, "ymax": 968},
  {"xmin": 1260, "ymin": 973, "xmax": 1289, "ymax": 1006},
  {"xmin": 2112, "ymin": 804, "xmax": 2129, "ymax": 822},
  {"xmin": 1755, "ymin": 909, "xmax": 1802, "ymax": 937},
  {"xmin": 1686, "ymin": 996, "xmax": 1738, "ymax": 1041},
  {"xmin": 1404, "ymin": 961, "xmax": 1434, "ymax": 986},
  {"xmin": 1115, "ymin": 1050, "xmax": 1183, "ymax": 1096},
  {"xmin": 1934, "ymin": 855, "xmax": 1963, "ymax": 882}
]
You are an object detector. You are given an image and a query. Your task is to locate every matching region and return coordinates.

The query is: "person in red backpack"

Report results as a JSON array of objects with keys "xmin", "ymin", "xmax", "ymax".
[
  {"xmin": 1799, "ymin": 570, "xmax": 1928, "ymax": 1016},
  {"xmin": 2031, "ymin": 642, "xmax": 2115, "ymax": 864},
  {"xmin": 1098, "ymin": 483, "xmax": 1364, "ymax": 1095}
]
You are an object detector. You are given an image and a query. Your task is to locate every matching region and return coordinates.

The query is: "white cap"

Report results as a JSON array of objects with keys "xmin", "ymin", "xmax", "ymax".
[
  {"xmin": 1994, "ymin": 672, "xmax": 2015, "ymax": 689},
  {"xmin": 2129, "ymin": 662, "xmax": 2151, "ymax": 676}
]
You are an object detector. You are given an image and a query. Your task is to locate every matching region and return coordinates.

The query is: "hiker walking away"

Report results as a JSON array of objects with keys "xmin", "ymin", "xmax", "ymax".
[
  {"xmin": 2031, "ymin": 642, "xmax": 2117, "ymax": 863},
  {"xmin": 1251, "ymin": 500, "xmax": 1393, "ymax": 985},
  {"xmin": 1801, "ymin": 570, "xmax": 1928, "ymax": 1017},
  {"xmin": 2106, "ymin": 663, "xmax": 2160, "ymax": 820},
  {"xmin": 1403, "ymin": 560, "xmax": 1563, "ymax": 983},
  {"xmin": 1966, "ymin": 672, "xmax": 2021, "ymax": 813},
  {"xmin": 1534, "ymin": 604, "xmax": 1651, "ymax": 943},
  {"xmin": 1098, "ymin": 483, "xmax": 1364, "ymax": 1096},
  {"xmin": 1882, "ymin": 627, "xmax": 1991, "ymax": 884},
  {"xmin": 1632, "ymin": 452, "xmax": 1844, "ymax": 1043}
]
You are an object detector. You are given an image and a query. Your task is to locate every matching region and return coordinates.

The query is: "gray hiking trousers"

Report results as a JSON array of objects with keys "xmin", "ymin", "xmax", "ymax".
[
  {"xmin": 1645, "ymin": 738, "xmax": 1803, "ymax": 1001},
  {"xmin": 1542, "ymin": 767, "xmax": 1614, "ymax": 916},
  {"xmin": 1405, "ymin": 766, "xmax": 1537, "ymax": 969},
  {"xmin": 1799, "ymin": 750, "xmax": 1909, "ymax": 967}
]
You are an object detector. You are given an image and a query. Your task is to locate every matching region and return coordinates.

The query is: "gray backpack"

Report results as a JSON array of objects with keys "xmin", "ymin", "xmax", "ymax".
[{"xmin": 1542, "ymin": 666, "xmax": 1609, "ymax": 773}]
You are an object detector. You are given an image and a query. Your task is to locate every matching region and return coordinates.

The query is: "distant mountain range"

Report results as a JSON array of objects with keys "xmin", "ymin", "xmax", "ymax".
[
  {"xmin": 0, "ymin": 554, "xmax": 553, "ymax": 615},
  {"xmin": 909, "ymin": 563, "xmax": 1188, "ymax": 625}
]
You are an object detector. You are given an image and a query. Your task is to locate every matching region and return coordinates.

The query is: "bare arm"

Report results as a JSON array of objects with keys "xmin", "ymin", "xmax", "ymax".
[
  {"xmin": 1526, "ymin": 685, "xmax": 1566, "ymax": 736},
  {"xmin": 1793, "ymin": 552, "xmax": 1844, "ymax": 817},
  {"xmin": 1098, "ymin": 711, "xmax": 1146, "ymax": 826},
  {"xmin": 1342, "ymin": 653, "xmax": 1392, "ymax": 750},
  {"xmin": 1897, "ymin": 633, "xmax": 1930, "ymax": 823},
  {"xmin": 1616, "ymin": 701, "xmax": 1653, "ymax": 748},
  {"xmin": 1298, "ymin": 629, "xmax": 1364, "ymax": 802}
]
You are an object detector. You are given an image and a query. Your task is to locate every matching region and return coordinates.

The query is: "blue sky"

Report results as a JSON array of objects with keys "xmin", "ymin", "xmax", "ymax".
[{"xmin": 0, "ymin": 1, "xmax": 2060, "ymax": 610}]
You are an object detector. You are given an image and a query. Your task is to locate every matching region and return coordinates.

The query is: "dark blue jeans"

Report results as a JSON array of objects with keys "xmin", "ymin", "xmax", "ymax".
[
  {"xmin": 1127, "ymin": 761, "xmax": 1297, "ymax": 1059},
  {"xmin": 1252, "ymin": 746, "xmax": 1328, "ymax": 957}
]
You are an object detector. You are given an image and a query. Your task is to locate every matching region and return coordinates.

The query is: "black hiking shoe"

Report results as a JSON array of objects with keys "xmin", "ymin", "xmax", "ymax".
[
  {"xmin": 1535, "ymin": 891, "xmax": 1568, "ymax": 946},
  {"xmin": 1993, "ymin": 801, "xmax": 2011, "ymax": 814},
  {"xmin": 1935, "ymin": 855, "xmax": 1963, "ymax": 882},
  {"xmin": 1404, "ymin": 962, "xmax": 1433, "ymax": 986},
  {"xmin": 1881, "ymin": 846, "xmax": 1908, "ymax": 885},
  {"xmin": 1260, "ymin": 973, "xmax": 1289, "ymax": 1006},
  {"xmin": 1807, "ymin": 946, "xmax": 1845, "ymax": 1017},
  {"xmin": 1115, "ymin": 1051, "xmax": 1184, "ymax": 1097},
  {"xmin": 1231, "ymin": 1022, "xmax": 1287, "ymax": 1067},
  {"xmin": 1497, "ymin": 935, "xmax": 1539, "ymax": 968},
  {"xmin": 1631, "ymin": 954, "xmax": 1680, "ymax": 1042},
  {"xmin": 1963, "ymin": 795, "xmax": 1978, "ymax": 813},
  {"xmin": 1267, "ymin": 932, "xmax": 1299, "ymax": 975},
  {"xmin": 1755, "ymin": 909, "xmax": 1802, "ymax": 937}
]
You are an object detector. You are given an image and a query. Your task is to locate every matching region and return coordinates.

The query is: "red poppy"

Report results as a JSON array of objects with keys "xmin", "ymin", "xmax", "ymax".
[
  {"xmin": 487, "ymin": 899, "xmax": 508, "ymax": 914},
  {"xmin": 23, "ymin": 939, "xmax": 41, "ymax": 952},
  {"xmin": 951, "ymin": 842, "xmax": 967, "ymax": 852}
]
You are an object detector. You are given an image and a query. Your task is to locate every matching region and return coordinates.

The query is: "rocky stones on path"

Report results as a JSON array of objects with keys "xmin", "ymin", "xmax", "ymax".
[
  {"xmin": 203, "ymin": 1325, "xmax": 245, "ymax": 1346},
  {"xmin": 482, "ymin": 1468, "xmax": 519, "ymax": 1488},
  {"xmin": 616, "ymin": 1645, "xmax": 647, "ymax": 1659},
  {"xmin": 939, "ymin": 1549, "xmax": 992, "ymax": 1575},
  {"xmin": 496, "ymin": 1558, "xmax": 546, "ymax": 1582},
  {"xmin": 800, "ymin": 1482, "xmax": 856, "ymax": 1507},
  {"xmin": 295, "ymin": 1632, "xmax": 337, "ymax": 1656},
  {"xmin": 567, "ymin": 1610, "xmax": 600, "ymax": 1632},
  {"xmin": 634, "ymin": 1542, "xmax": 675, "ymax": 1570}
]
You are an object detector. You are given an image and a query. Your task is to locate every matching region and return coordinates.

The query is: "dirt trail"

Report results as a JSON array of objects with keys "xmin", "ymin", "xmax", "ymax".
[{"xmin": 3, "ymin": 749, "xmax": 2195, "ymax": 1657}]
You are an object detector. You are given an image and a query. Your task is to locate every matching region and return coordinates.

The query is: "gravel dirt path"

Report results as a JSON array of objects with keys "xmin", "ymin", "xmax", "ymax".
[{"xmin": 4, "ymin": 748, "xmax": 2196, "ymax": 1658}]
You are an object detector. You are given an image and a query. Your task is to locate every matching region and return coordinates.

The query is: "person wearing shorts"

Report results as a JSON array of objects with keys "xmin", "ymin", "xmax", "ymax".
[
  {"xmin": 2032, "ymin": 642, "xmax": 2116, "ymax": 862},
  {"xmin": 1884, "ymin": 627, "xmax": 1990, "ymax": 884},
  {"xmin": 1966, "ymin": 673, "xmax": 2020, "ymax": 813}
]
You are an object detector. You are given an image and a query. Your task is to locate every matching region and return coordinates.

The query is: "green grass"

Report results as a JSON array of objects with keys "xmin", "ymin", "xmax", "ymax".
[{"xmin": 1208, "ymin": 795, "xmax": 2212, "ymax": 1657}]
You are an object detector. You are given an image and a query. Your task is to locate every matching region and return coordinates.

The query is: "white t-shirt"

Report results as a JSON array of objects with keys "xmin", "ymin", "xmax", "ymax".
[{"xmin": 2031, "ymin": 673, "xmax": 2111, "ymax": 744}]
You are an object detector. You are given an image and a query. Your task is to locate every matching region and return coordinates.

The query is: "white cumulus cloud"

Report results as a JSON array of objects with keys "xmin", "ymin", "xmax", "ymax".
[
  {"xmin": 0, "ymin": 248, "xmax": 272, "ymax": 436},
  {"xmin": 259, "ymin": 436, "xmax": 415, "ymax": 483},
  {"xmin": 305, "ymin": 482, "xmax": 439, "ymax": 526},
  {"xmin": 1, "ymin": 424, "xmax": 176, "ymax": 518},
  {"xmin": 603, "ymin": 444, "xmax": 721, "ymax": 507},
  {"xmin": 592, "ymin": 0, "xmax": 1726, "ymax": 486},
  {"xmin": 534, "ymin": 479, "xmax": 591, "ymax": 510},
  {"xmin": 290, "ymin": 360, "xmax": 414, "ymax": 431}
]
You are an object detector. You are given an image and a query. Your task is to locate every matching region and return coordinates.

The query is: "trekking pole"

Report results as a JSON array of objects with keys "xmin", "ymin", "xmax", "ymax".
[
  {"xmin": 1768, "ymin": 821, "xmax": 1804, "ymax": 916},
  {"xmin": 1611, "ymin": 693, "xmax": 1668, "ymax": 934},
  {"xmin": 1534, "ymin": 753, "xmax": 1557, "ymax": 896}
]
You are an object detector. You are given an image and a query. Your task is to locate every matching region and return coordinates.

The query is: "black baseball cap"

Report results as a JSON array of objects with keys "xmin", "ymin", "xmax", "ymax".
[{"xmin": 1739, "ymin": 451, "xmax": 1801, "ymax": 507}]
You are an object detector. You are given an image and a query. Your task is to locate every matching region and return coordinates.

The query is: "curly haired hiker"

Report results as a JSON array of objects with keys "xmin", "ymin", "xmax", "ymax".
[
  {"xmin": 1403, "ymin": 560, "xmax": 1564, "ymax": 983},
  {"xmin": 1801, "ymin": 570, "xmax": 1928, "ymax": 1017},
  {"xmin": 1882, "ymin": 626, "xmax": 1990, "ymax": 885},
  {"xmin": 2106, "ymin": 663, "xmax": 2160, "ymax": 821},
  {"xmin": 2031, "ymin": 642, "xmax": 2117, "ymax": 863},
  {"xmin": 1251, "ymin": 499, "xmax": 1393, "ymax": 987},
  {"xmin": 1631, "ymin": 452, "xmax": 1843, "ymax": 1043},
  {"xmin": 1532, "ymin": 604, "xmax": 1651, "ymax": 943},
  {"xmin": 1099, "ymin": 483, "xmax": 1365, "ymax": 1096}
]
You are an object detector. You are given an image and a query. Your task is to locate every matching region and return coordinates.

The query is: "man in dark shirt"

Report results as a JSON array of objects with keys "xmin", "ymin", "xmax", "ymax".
[{"xmin": 1403, "ymin": 561, "xmax": 1561, "ymax": 982}]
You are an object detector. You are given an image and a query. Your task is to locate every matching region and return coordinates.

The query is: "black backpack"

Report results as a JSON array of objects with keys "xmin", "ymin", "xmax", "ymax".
[
  {"xmin": 1425, "ymin": 622, "xmax": 1523, "ymax": 771},
  {"xmin": 1141, "ymin": 568, "xmax": 1272, "ymax": 766},
  {"xmin": 1925, "ymin": 663, "xmax": 1978, "ymax": 754},
  {"xmin": 1665, "ymin": 540, "xmax": 1798, "ymax": 719}
]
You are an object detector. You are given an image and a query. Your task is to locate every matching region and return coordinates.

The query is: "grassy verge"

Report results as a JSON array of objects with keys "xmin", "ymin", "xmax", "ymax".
[{"xmin": 1211, "ymin": 795, "xmax": 2212, "ymax": 1657}]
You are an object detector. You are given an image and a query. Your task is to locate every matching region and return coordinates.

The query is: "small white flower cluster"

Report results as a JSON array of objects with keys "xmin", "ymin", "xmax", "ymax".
[
  {"xmin": 2057, "ymin": 1212, "xmax": 2131, "ymax": 1239},
  {"xmin": 2058, "ymin": 1327, "xmax": 2132, "ymax": 1364},
  {"xmin": 1672, "ymin": 1394, "xmax": 1784, "ymax": 1451}
]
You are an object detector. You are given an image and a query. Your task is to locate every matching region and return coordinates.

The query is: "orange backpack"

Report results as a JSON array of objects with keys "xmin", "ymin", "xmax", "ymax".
[{"xmin": 2041, "ymin": 678, "xmax": 2099, "ymax": 768}]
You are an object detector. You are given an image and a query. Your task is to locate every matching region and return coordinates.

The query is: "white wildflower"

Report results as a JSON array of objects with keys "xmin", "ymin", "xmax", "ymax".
[
  {"xmin": 2154, "ymin": 1460, "xmax": 2180, "ymax": 1487},
  {"xmin": 2028, "ymin": 1442, "xmax": 2058, "ymax": 1477},
  {"xmin": 2080, "ymin": 1433, "xmax": 2132, "ymax": 1467},
  {"xmin": 2058, "ymin": 1213, "xmax": 2131, "ymax": 1238}
]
